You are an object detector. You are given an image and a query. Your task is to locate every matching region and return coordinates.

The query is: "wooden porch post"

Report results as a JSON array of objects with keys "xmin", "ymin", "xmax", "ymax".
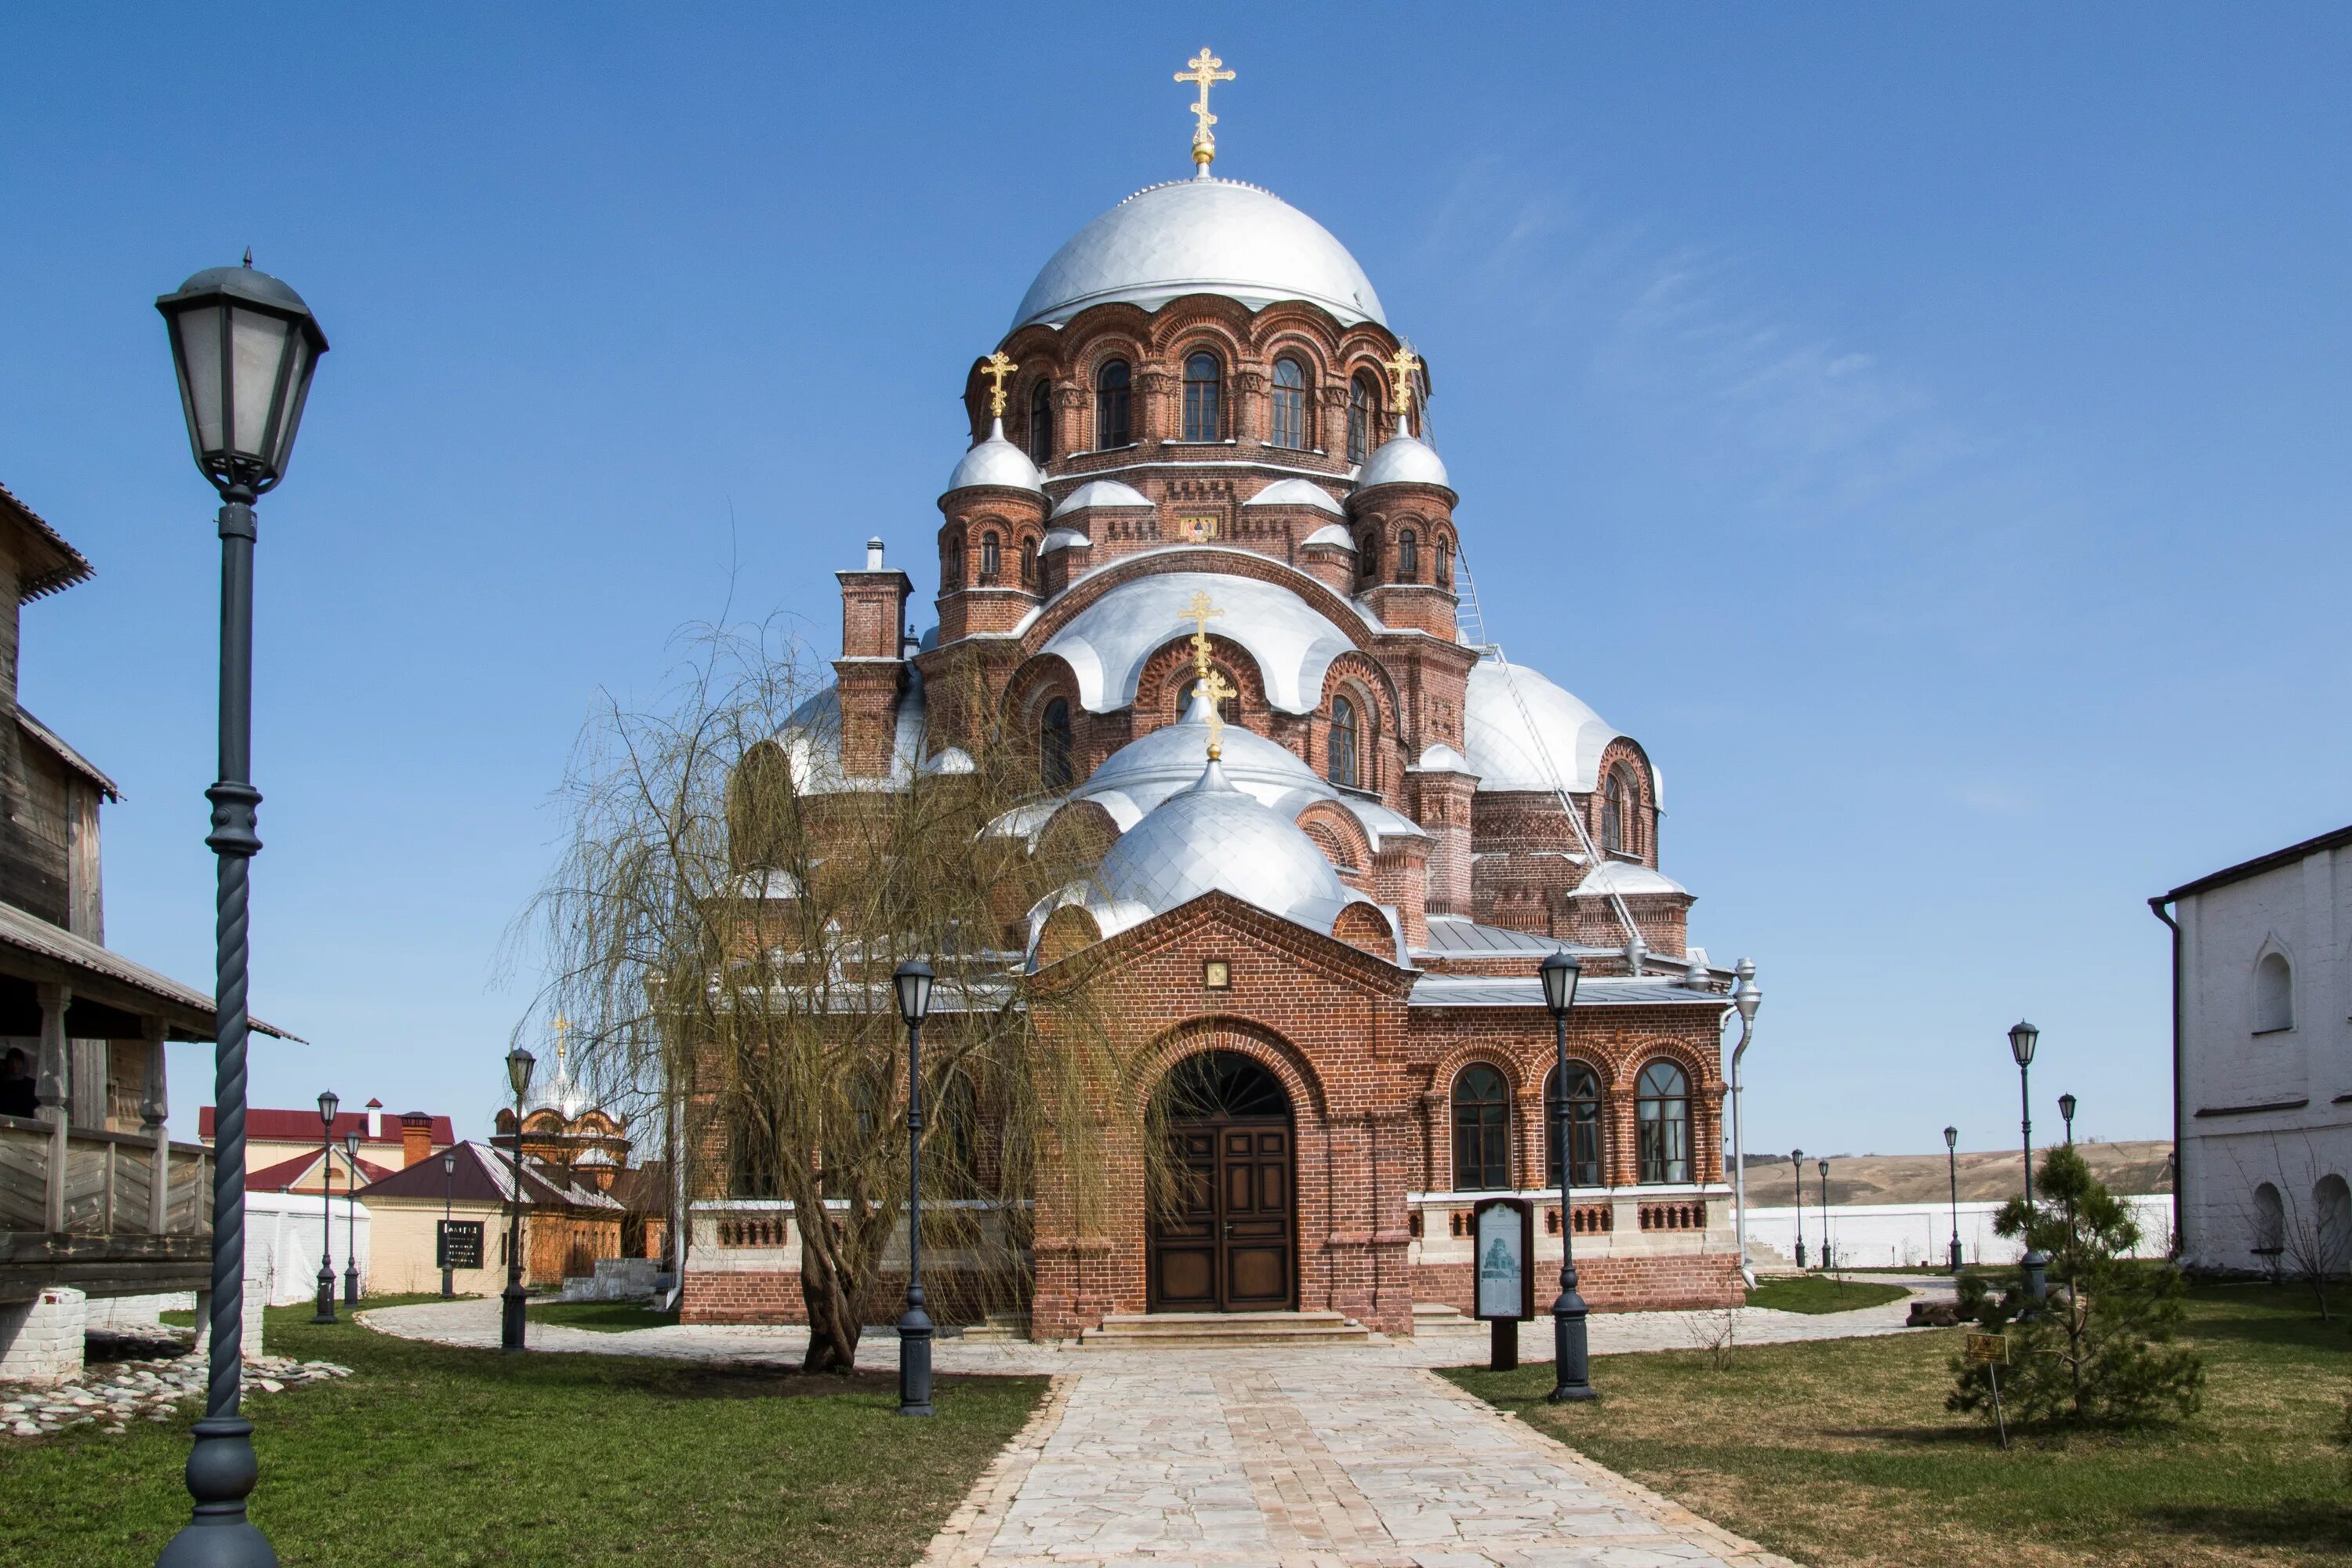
[
  {"xmin": 142, "ymin": 1015, "xmax": 170, "ymax": 1232},
  {"xmin": 35, "ymin": 982, "xmax": 71, "ymax": 1232}
]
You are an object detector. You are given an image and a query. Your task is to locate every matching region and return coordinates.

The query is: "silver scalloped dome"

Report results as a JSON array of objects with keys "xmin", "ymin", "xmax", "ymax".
[
  {"xmin": 1014, "ymin": 179, "xmax": 1387, "ymax": 330},
  {"xmin": 1355, "ymin": 432, "xmax": 1451, "ymax": 493},
  {"xmin": 945, "ymin": 418, "xmax": 1045, "ymax": 496},
  {"xmin": 1087, "ymin": 756, "xmax": 1363, "ymax": 935}
]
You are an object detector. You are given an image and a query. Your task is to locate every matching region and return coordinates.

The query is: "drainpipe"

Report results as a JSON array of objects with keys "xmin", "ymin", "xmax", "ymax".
[{"xmin": 2149, "ymin": 896, "xmax": 2185, "ymax": 1264}]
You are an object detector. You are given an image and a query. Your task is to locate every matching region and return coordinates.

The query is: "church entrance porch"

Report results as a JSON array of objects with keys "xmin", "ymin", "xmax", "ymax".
[{"xmin": 1147, "ymin": 1051, "xmax": 1295, "ymax": 1312}]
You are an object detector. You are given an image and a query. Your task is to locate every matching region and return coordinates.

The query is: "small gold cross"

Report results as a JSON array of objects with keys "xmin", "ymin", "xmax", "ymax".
[
  {"xmin": 981, "ymin": 351, "xmax": 1018, "ymax": 419},
  {"xmin": 1382, "ymin": 344, "xmax": 1423, "ymax": 419},
  {"xmin": 1198, "ymin": 666, "xmax": 1236, "ymax": 759},
  {"xmin": 1175, "ymin": 48, "xmax": 1236, "ymax": 168},
  {"xmin": 552, "ymin": 1011, "xmax": 570, "ymax": 1066}
]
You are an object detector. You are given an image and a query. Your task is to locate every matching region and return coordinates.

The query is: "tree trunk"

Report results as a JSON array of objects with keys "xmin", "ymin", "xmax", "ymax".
[{"xmin": 800, "ymin": 1232, "xmax": 863, "ymax": 1372}]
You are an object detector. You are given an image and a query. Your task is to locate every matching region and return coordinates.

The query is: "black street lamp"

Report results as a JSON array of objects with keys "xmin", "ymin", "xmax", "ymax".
[
  {"xmin": 1539, "ymin": 950, "xmax": 1596, "ymax": 1402},
  {"xmin": 1944, "ymin": 1126, "xmax": 1962, "ymax": 1272},
  {"xmin": 341, "ymin": 1130, "xmax": 361, "ymax": 1306},
  {"xmin": 1790, "ymin": 1149, "xmax": 1806, "ymax": 1269},
  {"xmin": 502, "ymin": 1047, "xmax": 535, "ymax": 1352},
  {"xmin": 440, "ymin": 1149, "xmax": 457, "ymax": 1299},
  {"xmin": 152, "ymin": 254, "xmax": 326, "ymax": 1568},
  {"xmin": 1816, "ymin": 1158, "xmax": 1831, "ymax": 1272},
  {"xmin": 310, "ymin": 1091, "xmax": 338, "ymax": 1325},
  {"xmin": 1726, "ymin": 961, "xmax": 1762, "ymax": 1286},
  {"xmin": 894, "ymin": 960, "xmax": 936, "ymax": 1418},
  {"xmin": 2009, "ymin": 1020, "xmax": 2047, "ymax": 1305},
  {"xmin": 2059, "ymin": 1092, "xmax": 2077, "ymax": 1148}
]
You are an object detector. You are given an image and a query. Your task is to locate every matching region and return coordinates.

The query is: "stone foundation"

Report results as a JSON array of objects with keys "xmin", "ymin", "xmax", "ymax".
[{"xmin": 0, "ymin": 1287, "xmax": 86, "ymax": 1385}]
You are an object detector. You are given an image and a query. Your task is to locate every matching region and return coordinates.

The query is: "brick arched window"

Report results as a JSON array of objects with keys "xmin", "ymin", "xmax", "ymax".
[
  {"xmin": 1348, "ymin": 372, "xmax": 1377, "ymax": 463},
  {"xmin": 1451, "ymin": 1065, "xmax": 1511, "ymax": 1191},
  {"xmin": 1095, "ymin": 359, "xmax": 1131, "ymax": 449},
  {"xmin": 943, "ymin": 534, "xmax": 964, "ymax": 590},
  {"xmin": 1271, "ymin": 355, "xmax": 1309, "ymax": 449},
  {"xmin": 1357, "ymin": 530, "xmax": 1381, "ymax": 586},
  {"xmin": 1183, "ymin": 352, "xmax": 1223, "ymax": 441},
  {"xmin": 1027, "ymin": 378, "xmax": 1053, "ymax": 465},
  {"xmin": 1039, "ymin": 698, "xmax": 1074, "ymax": 790},
  {"xmin": 1602, "ymin": 767, "xmax": 1635, "ymax": 855},
  {"xmin": 1544, "ymin": 1063, "xmax": 1602, "ymax": 1190},
  {"xmin": 1328, "ymin": 695, "xmax": 1361, "ymax": 789},
  {"xmin": 1435, "ymin": 532, "xmax": 1453, "ymax": 587},
  {"xmin": 1019, "ymin": 536, "xmax": 1038, "ymax": 588},
  {"xmin": 1397, "ymin": 528, "xmax": 1418, "ymax": 582},
  {"xmin": 979, "ymin": 531, "xmax": 1000, "ymax": 582},
  {"xmin": 1637, "ymin": 1062, "xmax": 1690, "ymax": 1184}
]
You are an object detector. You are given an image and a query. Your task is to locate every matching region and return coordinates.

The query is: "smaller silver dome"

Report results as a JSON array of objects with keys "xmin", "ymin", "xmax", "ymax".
[
  {"xmin": 1050, "ymin": 478, "xmax": 1152, "ymax": 518},
  {"xmin": 945, "ymin": 418, "xmax": 1045, "ymax": 497},
  {"xmin": 1244, "ymin": 478, "xmax": 1345, "ymax": 516},
  {"xmin": 1039, "ymin": 526, "xmax": 1090, "ymax": 554},
  {"xmin": 1356, "ymin": 433, "xmax": 1451, "ymax": 494},
  {"xmin": 1086, "ymin": 756, "xmax": 1365, "ymax": 937},
  {"xmin": 1299, "ymin": 523, "xmax": 1356, "ymax": 551}
]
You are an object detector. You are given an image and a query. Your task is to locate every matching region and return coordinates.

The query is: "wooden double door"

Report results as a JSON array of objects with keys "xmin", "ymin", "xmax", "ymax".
[{"xmin": 1148, "ymin": 1116, "xmax": 1295, "ymax": 1312}]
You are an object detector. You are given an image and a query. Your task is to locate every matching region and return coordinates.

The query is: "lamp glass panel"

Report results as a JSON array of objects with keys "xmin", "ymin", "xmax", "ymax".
[
  {"xmin": 268, "ymin": 332, "xmax": 316, "ymax": 474},
  {"xmin": 174, "ymin": 308, "xmax": 226, "ymax": 453},
  {"xmin": 227, "ymin": 307, "xmax": 292, "ymax": 459}
]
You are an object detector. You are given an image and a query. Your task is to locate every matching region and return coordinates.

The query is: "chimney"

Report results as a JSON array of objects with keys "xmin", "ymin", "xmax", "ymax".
[
  {"xmin": 365, "ymin": 1098, "xmax": 383, "ymax": 1140},
  {"xmin": 866, "ymin": 536, "xmax": 885, "ymax": 571},
  {"xmin": 401, "ymin": 1111, "xmax": 433, "ymax": 1167}
]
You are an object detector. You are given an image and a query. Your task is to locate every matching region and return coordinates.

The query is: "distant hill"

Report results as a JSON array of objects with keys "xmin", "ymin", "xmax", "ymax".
[{"xmin": 1740, "ymin": 1141, "xmax": 2172, "ymax": 1206}]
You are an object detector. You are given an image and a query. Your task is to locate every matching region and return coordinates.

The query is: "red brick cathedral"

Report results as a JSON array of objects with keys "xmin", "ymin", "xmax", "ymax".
[{"xmin": 682, "ymin": 69, "xmax": 1755, "ymax": 1334}]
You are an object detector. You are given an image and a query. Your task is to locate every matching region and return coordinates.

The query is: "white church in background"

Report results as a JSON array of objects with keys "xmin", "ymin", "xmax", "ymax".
[{"xmin": 2157, "ymin": 822, "xmax": 2352, "ymax": 1275}]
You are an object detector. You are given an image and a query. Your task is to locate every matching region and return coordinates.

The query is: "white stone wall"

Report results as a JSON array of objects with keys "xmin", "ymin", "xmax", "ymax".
[
  {"xmin": 2175, "ymin": 837, "xmax": 2352, "ymax": 1271},
  {"xmin": 1741, "ymin": 1196, "xmax": 2175, "ymax": 1271},
  {"xmin": 0, "ymin": 1288, "xmax": 86, "ymax": 1385}
]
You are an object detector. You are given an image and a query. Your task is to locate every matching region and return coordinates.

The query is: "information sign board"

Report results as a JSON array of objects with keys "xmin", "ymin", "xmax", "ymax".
[
  {"xmin": 438, "ymin": 1219, "xmax": 485, "ymax": 1270},
  {"xmin": 1963, "ymin": 1332, "xmax": 2009, "ymax": 1366},
  {"xmin": 1472, "ymin": 1197, "xmax": 1534, "ymax": 1322}
]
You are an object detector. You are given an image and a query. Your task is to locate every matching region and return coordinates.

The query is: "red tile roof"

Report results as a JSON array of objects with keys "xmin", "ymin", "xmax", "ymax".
[
  {"xmin": 245, "ymin": 1148, "xmax": 400, "ymax": 1192},
  {"xmin": 201, "ymin": 1106, "xmax": 456, "ymax": 1145}
]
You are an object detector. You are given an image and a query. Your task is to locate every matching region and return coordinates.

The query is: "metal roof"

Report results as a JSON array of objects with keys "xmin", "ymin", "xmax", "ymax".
[
  {"xmin": 1407, "ymin": 974, "xmax": 1723, "ymax": 1009},
  {"xmin": 0, "ymin": 898, "xmax": 296, "ymax": 1041},
  {"xmin": 2156, "ymin": 822, "xmax": 2352, "ymax": 905},
  {"xmin": 1462, "ymin": 655, "xmax": 1624, "ymax": 795}
]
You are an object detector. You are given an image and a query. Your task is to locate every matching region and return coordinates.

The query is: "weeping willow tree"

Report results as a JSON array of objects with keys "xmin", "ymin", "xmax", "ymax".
[{"xmin": 517, "ymin": 619, "xmax": 1113, "ymax": 1370}]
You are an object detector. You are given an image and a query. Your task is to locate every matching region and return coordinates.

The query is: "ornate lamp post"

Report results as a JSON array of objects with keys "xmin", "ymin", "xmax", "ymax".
[
  {"xmin": 2059, "ymin": 1092, "xmax": 2077, "ymax": 1148},
  {"xmin": 341, "ymin": 1130, "xmax": 361, "ymax": 1306},
  {"xmin": 1816, "ymin": 1158, "xmax": 1831, "ymax": 1272},
  {"xmin": 2009, "ymin": 1020, "xmax": 2047, "ymax": 1305},
  {"xmin": 153, "ymin": 254, "xmax": 326, "ymax": 1568},
  {"xmin": 1725, "ymin": 960, "xmax": 1762, "ymax": 1286},
  {"xmin": 310, "ymin": 1091, "xmax": 338, "ymax": 1325},
  {"xmin": 440, "ymin": 1149, "xmax": 458, "ymax": 1298},
  {"xmin": 1539, "ymin": 950, "xmax": 1596, "ymax": 1401},
  {"xmin": 1790, "ymin": 1149, "xmax": 1806, "ymax": 1269},
  {"xmin": 893, "ymin": 960, "xmax": 936, "ymax": 1417},
  {"xmin": 1944, "ymin": 1126, "xmax": 1962, "ymax": 1272},
  {"xmin": 502, "ymin": 1047, "xmax": 535, "ymax": 1352}
]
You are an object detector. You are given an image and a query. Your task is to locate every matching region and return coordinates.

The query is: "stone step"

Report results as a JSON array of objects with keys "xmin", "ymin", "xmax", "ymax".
[
  {"xmin": 1080, "ymin": 1310, "xmax": 1374, "ymax": 1349},
  {"xmin": 1411, "ymin": 1302, "xmax": 1485, "ymax": 1333}
]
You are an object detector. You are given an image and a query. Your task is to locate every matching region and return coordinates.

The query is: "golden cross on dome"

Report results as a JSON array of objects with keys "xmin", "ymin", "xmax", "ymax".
[
  {"xmin": 1198, "ymin": 667, "xmax": 1236, "ymax": 760},
  {"xmin": 1382, "ymin": 344, "xmax": 1423, "ymax": 419},
  {"xmin": 551, "ymin": 1011, "xmax": 570, "ymax": 1066},
  {"xmin": 1181, "ymin": 590, "xmax": 1224, "ymax": 670},
  {"xmin": 981, "ymin": 351, "xmax": 1018, "ymax": 419},
  {"xmin": 1175, "ymin": 48, "xmax": 1235, "ymax": 169}
]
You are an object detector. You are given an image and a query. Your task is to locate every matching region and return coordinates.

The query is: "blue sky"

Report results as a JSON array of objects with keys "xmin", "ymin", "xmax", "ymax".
[{"xmin": 4, "ymin": 6, "xmax": 2346, "ymax": 1160}]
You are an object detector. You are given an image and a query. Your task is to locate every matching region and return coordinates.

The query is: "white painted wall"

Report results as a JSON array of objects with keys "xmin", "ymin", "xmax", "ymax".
[
  {"xmin": 1743, "ymin": 1196, "xmax": 2175, "ymax": 1271},
  {"xmin": 2174, "ymin": 835, "xmax": 2352, "ymax": 1272},
  {"xmin": 244, "ymin": 1192, "xmax": 375, "ymax": 1306}
]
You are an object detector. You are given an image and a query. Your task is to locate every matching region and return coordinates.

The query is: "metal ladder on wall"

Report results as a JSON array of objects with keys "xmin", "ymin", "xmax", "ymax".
[{"xmin": 1450, "ymin": 540, "xmax": 1645, "ymax": 953}]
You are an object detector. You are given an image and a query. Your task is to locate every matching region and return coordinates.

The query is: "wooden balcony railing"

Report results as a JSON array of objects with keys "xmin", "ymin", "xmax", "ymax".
[{"xmin": 0, "ymin": 1113, "xmax": 212, "ymax": 1239}]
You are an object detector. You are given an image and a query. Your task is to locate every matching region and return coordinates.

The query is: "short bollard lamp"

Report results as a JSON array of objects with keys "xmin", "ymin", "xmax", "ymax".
[
  {"xmin": 894, "ymin": 959, "xmax": 937, "ymax": 1417},
  {"xmin": 311, "ymin": 1091, "xmax": 339, "ymax": 1324},
  {"xmin": 2008, "ymin": 1021, "xmax": 2048, "ymax": 1305},
  {"xmin": 154, "ymin": 253, "xmax": 326, "ymax": 1568},
  {"xmin": 440, "ymin": 1149, "xmax": 459, "ymax": 1298},
  {"xmin": 1540, "ymin": 949, "xmax": 1596, "ymax": 1402},
  {"xmin": 342, "ymin": 1129, "xmax": 361, "ymax": 1305},
  {"xmin": 501, "ymin": 1047, "xmax": 535, "ymax": 1352},
  {"xmin": 1944, "ymin": 1125, "xmax": 1962, "ymax": 1272}
]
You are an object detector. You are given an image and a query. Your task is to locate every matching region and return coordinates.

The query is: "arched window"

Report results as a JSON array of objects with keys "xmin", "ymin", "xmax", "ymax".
[
  {"xmin": 1027, "ymin": 379, "xmax": 1053, "ymax": 465},
  {"xmin": 1270, "ymin": 356, "xmax": 1309, "ymax": 449},
  {"xmin": 1397, "ymin": 529, "xmax": 1418, "ymax": 581},
  {"xmin": 1348, "ymin": 373, "xmax": 1377, "ymax": 463},
  {"xmin": 1636, "ymin": 1062, "xmax": 1690, "ymax": 1184},
  {"xmin": 943, "ymin": 534, "xmax": 964, "ymax": 590},
  {"xmin": 1544, "ymin": 1063, "xmax": 1602, "ymax": 1190},
  {"xmin": 1039, "ymin": 697, "xmax": 1073, "ymax": 790},
  {"xmin": 2318, "ymin": 1174, "xmax": 2352, "ymax": 1273},
  {"xmin": 1436, "ymin": 533, "xmax": 1453, "ymax": 587},
  {"xmin": 2256, "ymin": 950, "xmax": 2294, "ymax": 1033},
  {"xmin": 1451, "ymin": 1065, "xmax": 1510, "ymax": 1191},
  {"xmin": 1602, "ymin": 768, "xmax": 1634, "ymax": 855},
  {"xmin": 979, "ymin": 531, "xmax": 1000, "ymax": 581},
  {"xmin": 2253, "ymin": 1181, "xmax": 2285, "ymax": 1255},
  {"xmin": 1357, "ymin": 531, "xmax": 1380, "ymax": 584},
  {"xmin": 1182, "ymin": 352, "xmax": 1223, "ymax": 441},
  {"xmin": 1328, "ymin": 695, "xmax": 1361, "ymax": 790},
  {"xmin": 1094, "ymin": 359, "xmax": 1131, "ymax": 449},
  {"xmin": 1020, "ymin": 536, "xmax": 1038, "ymax": 588}
]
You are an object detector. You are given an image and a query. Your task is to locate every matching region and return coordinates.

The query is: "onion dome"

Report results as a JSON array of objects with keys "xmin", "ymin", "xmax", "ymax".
[
  {"xmin": 1050, "ymin": 479, "xmax": 1153, "ymax": 518},
  {"xmin": 1244, "ymin": 478, "xmax": 1345, "ymax": 516},
  {"xmin": 945, "ymin": 417, "xmax": 1044, "ymax": 497},
  {"xmin": 1014, "ymin": 178, "xmax": 1386, "ymax": 331},
  {"xmin": 1355, "ymin": 431, "xmax": 1451, "ymax": 494},
  {"xmin": 1461, "ymin": 655, "xmax": 1623, "ymax": 794}
]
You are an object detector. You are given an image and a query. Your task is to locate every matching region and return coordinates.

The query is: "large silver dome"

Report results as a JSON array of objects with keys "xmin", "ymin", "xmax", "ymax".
[
  {"xmin": 1461, "ymin": 656, "xmax": 1623, "ymax": 795},
  {"xmin": 1013, "ymin": 179, "xmax": 1387, "ymax": 331},
  {"xmin": 1087, "ymin": 757, "xmax": 1365, "ymax": 936}
]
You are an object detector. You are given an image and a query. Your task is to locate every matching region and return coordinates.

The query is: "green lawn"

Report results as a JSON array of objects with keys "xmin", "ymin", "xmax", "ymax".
[
  {"xmin": 1449, "ymin": 1283, "xmax": 2352, "ymax": 1568},
  {"xmin": 4, "ymin": 1299, "xmax": 1044, "ymax": 1566},
  {"xmin": 526, "ymin": 1299, "xmax": 681, "ymax": 1333},
  {"xmin": 1743, "ymin": 1275, "xmax": 1910, "ymax": 1314}
]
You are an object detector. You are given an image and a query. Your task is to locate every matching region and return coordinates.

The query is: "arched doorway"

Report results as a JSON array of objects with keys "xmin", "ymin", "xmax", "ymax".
[{"xmin": 1147, "ymin": 1051, "xmax": 1295, "ymax": 1312}]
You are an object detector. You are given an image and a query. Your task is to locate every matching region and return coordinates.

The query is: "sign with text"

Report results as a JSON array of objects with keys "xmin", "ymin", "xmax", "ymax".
[
  {"xmin": 1963, "ymin": 1332, "xmax": 2009, "ymax": 1366},
  {"xmin": 1472, "ymin": 1197, "xmax": 1534, "ymax": 1322},
  {"xmin": 437, "ymin": 1220, "xmax": 484, "ymax": 1270}
]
